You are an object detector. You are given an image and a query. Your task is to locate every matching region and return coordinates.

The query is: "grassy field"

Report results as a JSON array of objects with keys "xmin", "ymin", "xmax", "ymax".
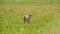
[
  {"xmin": 0, "ymin": 0, "xmax": 60, "ymax": 5},
  {"xmin": 0, "ymin": 0, "xmax": 60, "ymax": 34},
  {"xmin": 0, "ymin": 4, "xmax": 60, "ymax": 34}
]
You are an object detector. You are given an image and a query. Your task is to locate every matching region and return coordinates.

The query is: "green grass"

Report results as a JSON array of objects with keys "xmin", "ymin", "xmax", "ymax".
[
  {"xmin": 0, "ymin": 0, "xmax": 60, "ymax": 5},
  {"xmin": 0, "ymin": 4, "xmax": 60, "ymax": 34}
]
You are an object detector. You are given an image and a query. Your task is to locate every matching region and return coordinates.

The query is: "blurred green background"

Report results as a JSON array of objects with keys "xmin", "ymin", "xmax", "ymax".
[
  {"xmin": 0, "ymin": 0, "xmax": 60, "ymax": 4},
  {"xmin": 0, "ymin": 0, "xmax": 60, "ymax": 34}
]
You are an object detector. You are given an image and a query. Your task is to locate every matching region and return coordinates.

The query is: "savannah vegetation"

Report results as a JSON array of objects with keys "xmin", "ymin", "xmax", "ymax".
[{"xmin": 0, "ymin": 0, "xmax": 60, "ymax": 34}]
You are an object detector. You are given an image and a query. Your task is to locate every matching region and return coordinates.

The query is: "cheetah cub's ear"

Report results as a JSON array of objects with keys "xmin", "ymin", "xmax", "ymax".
[{"xmin": 29, "ymin": 14, "xmax": 32, "ymax": 17}]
